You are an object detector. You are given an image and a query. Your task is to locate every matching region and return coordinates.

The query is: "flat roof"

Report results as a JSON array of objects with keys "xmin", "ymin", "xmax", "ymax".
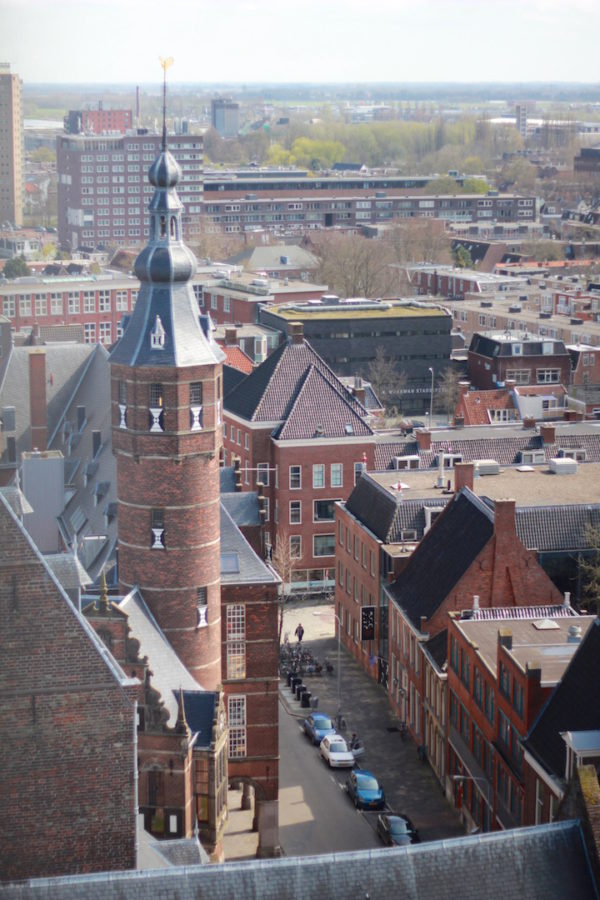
[
  {"xmin": 455, "ymin": 615, "xmax": 596, "ymax": 682},
  {"xmin": 266, "ymin": 300, "xmax": 448, "ymax": 320},
  {"xmin": 367, "ymin": 459, "xmax": 600, "ymax": 507}
]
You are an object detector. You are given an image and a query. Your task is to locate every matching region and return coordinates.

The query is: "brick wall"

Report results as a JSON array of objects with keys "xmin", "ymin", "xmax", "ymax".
[{"xmin": 0, "ymin": 501, "xmax": 136, "ymax": 880}]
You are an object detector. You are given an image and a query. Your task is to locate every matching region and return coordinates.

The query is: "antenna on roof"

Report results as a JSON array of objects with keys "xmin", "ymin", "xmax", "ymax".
[{"xmin": 159, "ymin": 55, "xmax": 174, "ymax": 151}]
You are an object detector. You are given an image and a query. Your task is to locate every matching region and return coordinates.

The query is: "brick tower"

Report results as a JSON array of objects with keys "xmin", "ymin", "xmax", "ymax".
[{"xmin": 110, "ymin": 105, "xmax": 224, "ymax": 689}]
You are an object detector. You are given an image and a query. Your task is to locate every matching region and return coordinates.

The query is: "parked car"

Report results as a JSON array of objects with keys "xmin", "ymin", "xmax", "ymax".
[
  {"xmin": 377, "ymin": 813, "xmax": 420, "ymax": 846},
  {"xmin": 346, "ymin": 769, "xmax": 385, "ymax": 810},
  {"xmin": 303, "ymin": 712, "xmax": 336, "ymax": 746},
  {"xmin": 320, "ymin": 734, "xmax": 355, "ymax": 768}
]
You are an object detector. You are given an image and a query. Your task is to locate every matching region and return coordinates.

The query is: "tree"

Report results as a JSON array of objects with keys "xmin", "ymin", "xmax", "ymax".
[
  {"xmin": 271, "ymin": 527, "xmax": 301, "ymax": 644},
  {"xmin": 580, "ymin": 526, "xmax": 600, "ymax": 615},
  {"xmin": 313, "ymin": 232, "xmax": 396, "ymax": 298},
  {"xmin": 3, "ymin": 255, "xmax": 30, "ymax": 279},
  {"xmin": 434, "ymin": 367, "xmax": 463, "ymax": 421},
  {"xmin": 453, "ymin": 245, "xmax": 473, "ymax": 269},
  {"xmin": 367, "ymin": 346, "xmax": 407, "ymax": 413},
  {"xmin": 385, "ymin": 218, "xmax": 452, "ymax": 266}
]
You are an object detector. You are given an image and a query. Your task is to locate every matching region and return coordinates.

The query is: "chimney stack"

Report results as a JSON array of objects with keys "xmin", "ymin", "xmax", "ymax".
[
  {"xmin": 352, "ymin": 375, "xmax": 366, "ymax": 406},
  {"xmin": 458, "ymin": 380, "xmax": 471, "ymax": 398},
  {"xmin": 494, "ymin": 498, "xmax": 517, "ymax": 542},
  {"xmin": 540, "ymin": 423, "xmax": 556, "ymax": 445},
  {"xmin": 498, "ymin": 629, "xmax": 513, "ymax": 650},
  {"xmin": 416, "ymin": 429, "xmax": 431, "ymax": 451},
  {"xmin": 29, "ymin": 349, "xmax": 47, "ymax": 451},
  {"xmin": 225, "ymin": 326, "xmax": 237, "ymax": 346},
  {"xmin": 454, "ymin": 462, "xmax": 474, "ymax": 493},
  {"xmin": 288, "ymin": 322, "xmax": 304, "ymax": 345}
]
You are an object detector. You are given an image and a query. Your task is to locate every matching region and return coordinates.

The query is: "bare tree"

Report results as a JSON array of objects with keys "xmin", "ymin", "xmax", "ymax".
[
  {"xmin": 580, "ymin": 525, "xmax": 600, "ymax": 615},
  {"xmin": 312, "ymin": 232, "xmax": 396, "ymax": 298},
  {"xmin": 271, "ymin": 527, "xmax": 301, "ymax": 644},
  {"xmin": 435, "ymin": 367, "xmax": 463, "ymax": 422},
  {"xmin": 367, "ymin": 346, "xmax": 407, "ymax": 414}
]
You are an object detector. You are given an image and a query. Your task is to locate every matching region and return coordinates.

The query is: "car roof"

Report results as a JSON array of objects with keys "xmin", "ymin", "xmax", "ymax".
[
  {"xmin": 313, "ymin": 712, "xmax": 331, "ymax": 721},
  {"xmin": 355, "ymin": 769, "xmax": 376, "ymax": 779}
]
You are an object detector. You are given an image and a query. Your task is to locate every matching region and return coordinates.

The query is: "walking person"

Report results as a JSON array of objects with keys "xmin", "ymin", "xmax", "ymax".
[{"xmin": 295, "ymin": 622, "xmax": 304, "ymax": 644}]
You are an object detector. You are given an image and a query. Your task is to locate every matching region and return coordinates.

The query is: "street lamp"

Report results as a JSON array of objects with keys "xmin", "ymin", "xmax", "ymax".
[
  {"xmin": 333, "ymin": 612, "xmax": 342, "ymax": 729},
  {"xmin": 428, "ymin": 367, "xmax": 434, "ymax": 425},
  {"xmin": 452, "ymin": 774, "xmax": 492, "ymax": 807}
]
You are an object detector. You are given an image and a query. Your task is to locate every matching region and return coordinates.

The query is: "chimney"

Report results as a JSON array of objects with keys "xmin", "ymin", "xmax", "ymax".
[
  {"xmin": 494, "ymin": 498, "xmax": 517, "ymax": 542},
  {"xmin": 225, "ymin": 326, "xmax": 237, "ymax": 346},
  {"xmin": 540, "ymin": 423, "xmax": 555, "ymax": 445},
  {"xmin": 454, "ymin": 462, "xmax": 474, "ymax": 493},
  {"xmin": 458, "ymin": 380, "xmax": 471, "ymax": 398},
  {"xmin": 563, "ymin": 591, "xmax": 571, "ymax": 608},
  {"xmin": 498, "ymin": 629, "xmax": 513, "ymax": 650},
  {"xmin": 416, "ymin": 429, "xmax": 431, "ymax": 451},
  {"xmin": 288, "ymin": 322, "xmax": 304, "ymax": 345},
  {"xmin": 522, "ymin": 416, "xmax": 536, "ymax": 429},
  {"xmin": 454, "ymin": 415, "xmax": 465, "ymax": 429},
  {"xmin": 473, "ymin": 594, "xmax": 480, "ymax": 611},
  {"xmin": 352, "ymin": 375, "xmax": 366, "ymax": 406},
  {"xmin": 29, "ymin": 349, "xmax": 47, "ymax": 451}
]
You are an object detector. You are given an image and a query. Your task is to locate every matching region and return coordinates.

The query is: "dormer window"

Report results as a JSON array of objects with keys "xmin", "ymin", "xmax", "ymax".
[
  {"xmin": 149, "ymin": 383, "xmax": 164, "ymax": 432},
  {"xmin": 150, "ymin": 315, "xmax": 165, "ymax": 350},
  {"xmin": 190, "ymin": 381, "xmax": 203, "ymax": 431}
]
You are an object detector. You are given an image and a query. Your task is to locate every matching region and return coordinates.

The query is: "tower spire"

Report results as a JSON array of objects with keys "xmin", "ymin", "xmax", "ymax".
[{"xmin": 159, "ymin": 56, "xmax": 174, "ymax": 152}]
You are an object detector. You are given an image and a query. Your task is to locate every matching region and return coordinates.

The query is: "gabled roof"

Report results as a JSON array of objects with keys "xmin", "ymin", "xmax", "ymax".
[
  {"xmin": 220, "ymin": 504, "xmax": 279, "ymax": 586},
  {"xmin": 274, "ymin": 365, "xmax": 373, "ymax": 440},
  {"xmin": 516, "ymin": 504, "xmax": 600, "ymax": 552},
  {"xmin": 4, "ymin": 821, "xmax": 597, "ymax": 899},
  {"xmin": 345, "ymin": 473, "xmax": 451, "ymax": 543},
  {"xmin": 221, "ymin": 492, "xmax": 261, "ymax": 528},
  {"xmin": 524, "ymin": 618, "xmax": 600, "ymax": 782},
  {"xmin": 224, "ymin": 337, "xmax": 365, "ymax": 424},
  {"xmin": 220, "ymin": 343, "xmax": 254, "ymax": 374},
  {"xmin": 387, "ymin": 488, "xmax": 495, "ymax": 628}
]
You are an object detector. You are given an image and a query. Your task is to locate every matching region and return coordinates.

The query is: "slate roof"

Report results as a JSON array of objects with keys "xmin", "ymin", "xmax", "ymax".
[
  {"xmin": 182, "ymin": 691, "xmax": 216, "ymax": 749},
  {"xmin": 45, "ymin": 552, "xmax": 93, "ymax": 590},
  {"xmin": 220, "ymin": 505, "xmax": 279, "ymax": 585},
  {"xmin": 524, "ymin": 618, "xmax": 600, "ymax": 783},
  {"xmin": 223, "ymin": 363, "xmax": 248, "ymax": 398},
  {"xmin": 118, "ymin": 588, "xmax": 204, "ymax": 722},
  {"xmin": 516, "ymin": 504, "xmax": 600, "ymax": 552},
  {"xmin": 2, "ymin": 821, "xmax": 596, "ymax": 899},
  {"xmin": 224, "ymin": 337, "xmax": 366, "ymax": 424},
  {"xmin": 0, "ymin": 484, "xmax": 33, "ymax": 517},
  {"xmin": 387, "ymin": 488, "xmax": 495, "ymax": 629},
  {"xmin": 423, "ymin": 629, "xmax": 448, "ymax": 671},
  {"xmin": 274, "ymin": 365, "xmax": 373, "ymax": 440},
  {"xmin": 344, "ymin": 473, "xmax": 452, "ymax": 543},
  {"xmin": 219, "ymin": 466, "xmax": 237, "ymax": 493},
  {"xmin": 221, "ymin": 491, "xmax": 261, "ymax": 527}
]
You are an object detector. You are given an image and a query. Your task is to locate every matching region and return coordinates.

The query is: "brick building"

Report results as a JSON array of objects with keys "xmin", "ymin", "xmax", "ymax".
[
  {"xmin": 64, "ymin": 106, "xmax": 133, "ymax": 136},
  {"xmin": 468, "ymin": 331, "xmax": 572, "ymax": 391},
  {"xmin": 384, "ymin": 486, "xmax": 563, "ymax": 748},
  {"xmin": 446, "ymin": 605, "xmax": 594, "ymax": 834},
  {"xmin": 0, "ymin": 494, "xmax": 138, "ymax": 880},
  {"xmin": 223, "ymin": 324, "xmax": 376, "ymax": 594},
  {"xmin": 57, "ymin": 132, "xmax": 203, "ymax": 250}
]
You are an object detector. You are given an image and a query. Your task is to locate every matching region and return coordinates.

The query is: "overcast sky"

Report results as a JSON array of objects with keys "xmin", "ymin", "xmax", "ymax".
[{"xmin": 2, "ymin": 0, "xmax": 600, "ymax": 85}]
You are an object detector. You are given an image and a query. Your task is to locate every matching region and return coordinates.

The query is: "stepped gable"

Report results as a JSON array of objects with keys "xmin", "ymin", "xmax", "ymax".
[
  {"xmin": 524, "ymin": 619, "xmax": 600, "ymax": 782},
  {"xmin": 516, "ymin": 504, "xmax": 600, "ymax": 552},
  {"xmin": 388, "ymin": 488, "xmax": 494, "ymax": 628},
  {"xmin": 274, "ymin": 365, "xmax": 373, "ymax": 441},
  {"xmin": 224, "ymin": 337, "xmax": 365, "ymax": 423}
]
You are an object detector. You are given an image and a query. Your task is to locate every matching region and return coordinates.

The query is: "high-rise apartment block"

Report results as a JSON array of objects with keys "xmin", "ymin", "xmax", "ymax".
[
  {"xmin": 0, "ymin": 63, "xmax": 23, "ymax": 226},
  {"xmin": 211, "ymin": 98, "xmax": 240, "ymax": 138},
  {"xmin": 56, "ymin": 132, "xmax": 203, "ymax": 250}
]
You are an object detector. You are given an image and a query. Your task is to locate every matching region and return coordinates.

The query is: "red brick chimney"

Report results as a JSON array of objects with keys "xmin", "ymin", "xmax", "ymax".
[
  {"xmin": 29, "ymin": 349, "xmax": 47, "ymax": 451},
  {"xmin": 458, "ymin": 380, "xmax": 471, "ymax": 397},
  {"xmin": 454, "ymin": 462, "xmax": 474, "ymax": 493},
  {"xmin": 494, "ymin": 498, "xmax": 517, "ymax": 542},
  {"xmin": 224, "ymin": 326, "xmax": 237, "ymax": 346},
  {"xmin": 352, "ymin": 375, "xmax": 366, "ymax": 406},
  {"xmin": 540, "ymin": 423, "xmax": 556, "ymax": 445},
  {"xmin": 289, "ymin": 322, "xmax": 304, "ymax": 345},
  {"xmin": 416, "ymin": 429, "xmax": 431, "ymax": 451}
]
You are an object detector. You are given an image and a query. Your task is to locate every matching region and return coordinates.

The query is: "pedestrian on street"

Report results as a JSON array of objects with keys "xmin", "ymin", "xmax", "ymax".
[{"xmin": 295, "ymin": 622, "xmax": 304, "ymax": 644}]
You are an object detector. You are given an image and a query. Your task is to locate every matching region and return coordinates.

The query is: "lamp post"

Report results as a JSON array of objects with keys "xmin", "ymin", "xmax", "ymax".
[
  {"xmin": 333, "ymin": 611, "xmax": 342, "ymax": 729},
  {"xmin": 428, "ymin": 367, "xmax": 434, "ymax": 425},
  {"xmin": 452, "ymin": 774, "xmax": 493, "ymax": 819}
]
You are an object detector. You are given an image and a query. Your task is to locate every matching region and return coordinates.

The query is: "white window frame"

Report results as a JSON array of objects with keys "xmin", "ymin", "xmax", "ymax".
[
  {"xmin": 313, "ymin": 464, "xmax": 325, "ymax": 489},
  {"xmin": 228, "ymin": 696, "xmax": 246, "ymax": 757}
]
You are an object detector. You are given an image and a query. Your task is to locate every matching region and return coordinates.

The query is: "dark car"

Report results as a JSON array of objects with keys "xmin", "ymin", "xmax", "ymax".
[
  {"xmin": 377, "ymin": 812, "xmax": 420, "ymax": 846},
  {"xmin": 346, "ymin": 769, "xmax": 385, "ymax": 810},
  {"xmin": 302, "ymin": 712, "xmax": 336, "ymax": 745}
]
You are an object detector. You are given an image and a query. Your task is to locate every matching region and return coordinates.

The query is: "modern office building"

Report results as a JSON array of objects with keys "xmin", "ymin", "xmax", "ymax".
[
  {"xmin": 56, "ymin": 131, "xmax": 203, "ymax": 250},
  {"xmin": 211, "ymin": 99, "xmax": 240, "ymax": 138},
  {"xmin": 0, "ymin": 63, "xmax": 23, "ymax": 226}
]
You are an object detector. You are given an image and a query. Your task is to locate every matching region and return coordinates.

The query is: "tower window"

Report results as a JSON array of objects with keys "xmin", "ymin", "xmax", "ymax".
[
  {"xmin": 190, "ymin": 382, "xmax": 203, "ymax": 431},
  {"xmin": 149, "ymin": 383, "xmax": 164, "ymax": 432},
  {"xmin": 118, "ymin": 380, "xmax": 127, "ymax": 429},
  {"xmin": 151, "ymin": 509, "xmax": 165, "ymax": 549},
  {"xmin": 197, "ymin": 587, "xmax": 208, "ymax": 628},
  {"xmin": 160, "ymin": 215, "xmax": 167, "ymax": 238}
]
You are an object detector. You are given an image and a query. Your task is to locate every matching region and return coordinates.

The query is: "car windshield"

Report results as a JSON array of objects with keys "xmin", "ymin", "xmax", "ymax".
[
  {"xmin": 317, "ymin": 717, "xmax": 333, "ymax": 729},
  {"xmin": 330, "ymin": 742, "xmax": 347, "ymax": 753},
  {"xmin": 357, "ymin": 775, "xmax": 379, "ymax": 791},
  {"xmin": 389, "ymin": 818, "xmax": 411, "ymax": 834}
]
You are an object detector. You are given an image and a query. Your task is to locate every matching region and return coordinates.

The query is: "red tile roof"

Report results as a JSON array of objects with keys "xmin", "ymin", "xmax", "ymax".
[
  {"xmin": 458, "ymin": 389, "xmax": 516, "ymax": 426},
  {"xmin": 220, "ymin": 344, "xmax": 254, "ymax": 374}
]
